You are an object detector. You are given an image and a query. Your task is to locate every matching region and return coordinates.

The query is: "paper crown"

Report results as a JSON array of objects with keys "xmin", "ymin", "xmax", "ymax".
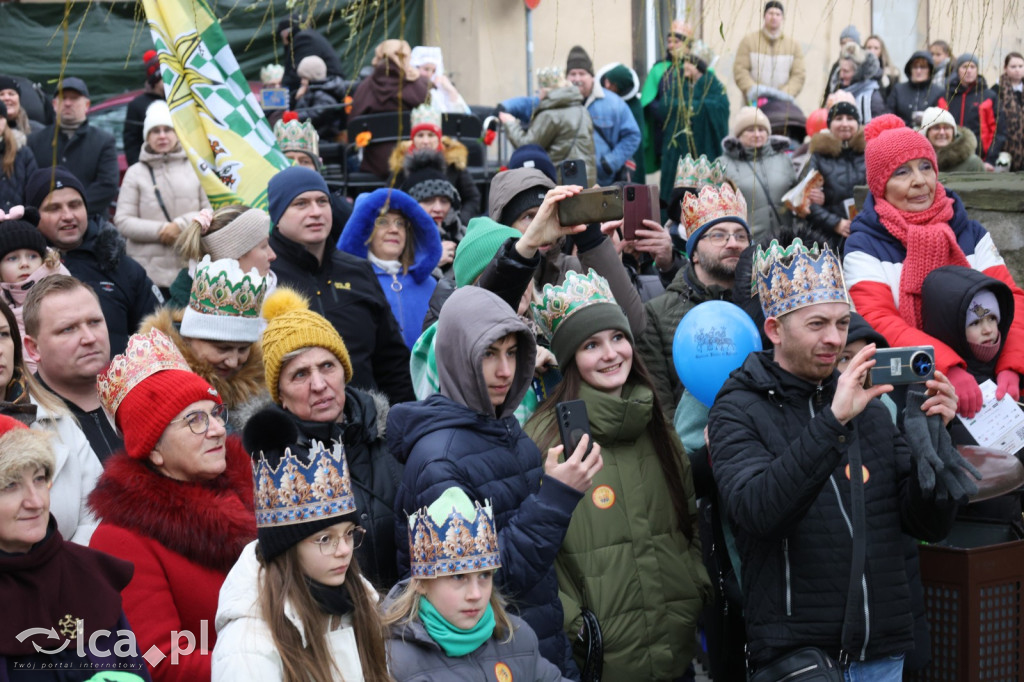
[
  {"xmin": 753, "ymin": 238, "xmax": 850, "ymax": 319},
  {"xmin": 537, "ymin": 66, "xmax": 564, "ymax": 89},
  {"xmin": 531, "ymin": 268, "xmax": 616, "ymax": 341},
  {"xmin": 181, "ymin": 256, "xmax": 268, "ymax": 342},
  {"xmin": 674, "ymin": 154, "xmax": 726, "ymax": 190},
  {"xmin": 274, "ymin": 113, "xmax": 319, "ymax": 159},
  {"xmin": 253, "ymin": 439, "xmax": 356, "ymax": 528},
  {"xmin": 408, "ymin": 487, "xmax": 501, "ymax": 578},
  {"xmin": 97, "ymin": 329, "xmax": 194, "ymax": 416},
  {"xmin": 411, "ymin": 104, "xmax": 442, "ymax": 133},
  {"xmin": 680, "ymin": 183, "xmax": 748, "ymax": 240}
]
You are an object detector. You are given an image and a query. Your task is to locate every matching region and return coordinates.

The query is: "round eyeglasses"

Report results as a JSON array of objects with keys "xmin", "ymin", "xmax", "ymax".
[
  {"xmin": 169, "ymin": 404, "xmax": 229, "ymax": 435},
  {"xmin": 311, "ymin": 526, "xmax": 366, "ymax": 555},
  {"xmin": 703, "ymin": 231, "xmax": 750, "ymax": 247}
]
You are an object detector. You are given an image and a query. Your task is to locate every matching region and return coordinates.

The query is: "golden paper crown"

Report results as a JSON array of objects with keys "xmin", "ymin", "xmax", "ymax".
[
  {"xmin": 253, "ymin": 439, "xmax": 356, "ymax": 528},
  {"xmin": 673, "ymin": 154, "xmax": 726, "ymax": 190},
  {"xmin": 680, "ymin": 184, "xmax": 748, "ymax": 240},
  {"xmin": 411, "ymin": 103, "xmax": 442, "ymax": 132},
  {"xmin": 96, "ymin": 329, "xmax": 194, "ymax": 416},
  {"xmin": 753, "ymin": 238, "xmax": 850, "ymax": 319},
  {"xmin": 408, "ymin": 487, "xmax": 501, "ymax": 578},
  {"xmin": 537, "ymin": 67, "xmax": 564, "ymax": 90},
  {"xmin": 531, "ymin": 268, "xmax": 617, "ymax": 341},
  {"xmin": 274, "ymin": 114, "xmax": 319, "ymax": 159}
]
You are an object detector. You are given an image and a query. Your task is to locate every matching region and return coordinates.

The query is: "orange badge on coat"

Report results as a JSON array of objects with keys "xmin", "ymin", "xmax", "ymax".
[
  {"xmin": 494, "ymin": 662, "xmax": 512, "ymax": 681},
  {"xmin": 592, "ymin": 485, "xmax": 615, "ymax": 509},
  {"xmin": 844, "ymin": 464, "xmax": 870, "ymax": 484}
]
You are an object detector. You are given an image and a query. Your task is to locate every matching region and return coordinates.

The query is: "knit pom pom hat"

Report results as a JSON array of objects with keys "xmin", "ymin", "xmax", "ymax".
[
  {"xmin": 0, "ymin": 206, "xmax": 46, "ymax": 261},
  {"xmin": 261, "ymin": 287, "xmax": 353, "ymax": 404},
  {"xmin": 864, "ymin": 114, "xmax": 937, "ymax": 199}
]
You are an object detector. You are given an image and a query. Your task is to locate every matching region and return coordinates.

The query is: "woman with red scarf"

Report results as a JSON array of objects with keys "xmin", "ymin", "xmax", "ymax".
[{"xmin": 843, "ymin": 114, "xmax": 1024, "ymax": 418}]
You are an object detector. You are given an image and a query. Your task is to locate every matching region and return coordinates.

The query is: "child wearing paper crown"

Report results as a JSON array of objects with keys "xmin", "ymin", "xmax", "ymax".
[
  {"xmin": 0, "ymin": 205, "xmax": 69, "ymax": 371},
  {"xmin": 211, "ymin": 410, "xmax": 391, "ymax": 682},
  {"xmin": 383, "ymin": 487, "xmax": 568, "ymax": 681},
  {"xmin": 524, "ymin": 269, "xmax": 710, "ymax": 680}
]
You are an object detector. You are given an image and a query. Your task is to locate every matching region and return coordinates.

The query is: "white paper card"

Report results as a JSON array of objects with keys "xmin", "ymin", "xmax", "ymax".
[{"xmin": 959, "ymin": 380, "xmax": 1024, "ymax": 453}]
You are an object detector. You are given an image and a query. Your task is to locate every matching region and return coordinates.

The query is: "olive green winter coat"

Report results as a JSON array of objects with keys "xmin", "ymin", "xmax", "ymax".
[
  {"xmin": 503, "ymin": 85, "xmax": 597, "ymax": 186},
  {"xmin": 525, "ymin": 380, "xmax": 710, "ymax": 681}
]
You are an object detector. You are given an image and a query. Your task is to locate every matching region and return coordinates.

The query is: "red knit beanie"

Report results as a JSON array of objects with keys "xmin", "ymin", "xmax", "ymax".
[
  {"xmin": 115, "ymin": 369, "xmax": 222, "ymax": 459},
  {"xmin": 864, "ymin": 114, "xmax": 938, "ymax": 199}
]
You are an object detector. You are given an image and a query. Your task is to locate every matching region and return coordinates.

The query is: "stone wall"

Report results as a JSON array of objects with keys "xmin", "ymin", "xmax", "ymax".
[{"xmin": 943, "ymin": 174, "xmax": 1024, "ymax": 284}]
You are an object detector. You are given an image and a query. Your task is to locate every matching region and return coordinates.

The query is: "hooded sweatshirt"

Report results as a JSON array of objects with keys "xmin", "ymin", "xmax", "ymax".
[
  {"xmin": 388, "ymin": 286, "xmax": 582, "ymax": 679},
  {"xmin": 886, "ymin": 51, "xmax": 944, "ymax": 127},
  {"xmin": 921, "ymin": 265, "xmax": 1014, "ymax": 383}
]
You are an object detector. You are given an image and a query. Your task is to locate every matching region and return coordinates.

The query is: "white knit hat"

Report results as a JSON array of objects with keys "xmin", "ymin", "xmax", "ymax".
[
  {"xmin": 142, "ymin": 100, "xmax": 173, "ymax": 140},
  {"xmin": 918, "ymin": 107, "xmax": 957, "ymax": 137},
  {"xmin": 180, "ymin": 256, "xmax": 268, "ymax": 343}
]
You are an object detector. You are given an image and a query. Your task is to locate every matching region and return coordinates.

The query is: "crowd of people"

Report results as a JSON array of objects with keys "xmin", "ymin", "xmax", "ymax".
[{"xmin": 1, "ymin": 3, "xmax": 1022, "ymax": 681}]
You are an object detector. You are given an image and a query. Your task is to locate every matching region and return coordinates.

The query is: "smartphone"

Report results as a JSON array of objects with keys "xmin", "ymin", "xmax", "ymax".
[
  {"xmin": 556, "ymin": 399, "xmax": 593, "ymax": 461},
  {"xmin": 557, "ymin": 187, "xmax": 624, "ymax": 227},
  {"xmin": 622, "ymin": 184, "xmax": 660, "ymax": 240},
  {"xmin": 865, "ymin": 346, "xmax": 935, "ymax": 387},
  {"xmin": 559, "ymin": 158, "xmax": 586, "ymax": 185}
]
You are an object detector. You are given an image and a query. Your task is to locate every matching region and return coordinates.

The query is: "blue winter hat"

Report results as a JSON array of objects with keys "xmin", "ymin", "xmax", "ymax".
[
  {"xmin": 508, "ymin": 144, "xmax": 558, "ymax": 183},
  {"xmin": 267, "ymin": 166, "xmax": 329, "ymax": 226}
]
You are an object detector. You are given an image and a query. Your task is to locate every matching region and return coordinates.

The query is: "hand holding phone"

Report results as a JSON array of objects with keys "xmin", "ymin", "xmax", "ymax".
[{"xmin": 556, "ymin": 400, "xmax": 593, "ymax": 461}]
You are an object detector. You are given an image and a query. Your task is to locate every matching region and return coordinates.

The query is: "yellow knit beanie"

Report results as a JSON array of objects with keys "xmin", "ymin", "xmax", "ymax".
[{"xmin": 261, "ymin": 287, "xmax": 353, "ymax": 404}]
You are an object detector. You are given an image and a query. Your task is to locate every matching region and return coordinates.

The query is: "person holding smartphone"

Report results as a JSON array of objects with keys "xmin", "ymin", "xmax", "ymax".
[{"xmin": 524, "ymin": 269, "xmax": 709, "ymax": 680}]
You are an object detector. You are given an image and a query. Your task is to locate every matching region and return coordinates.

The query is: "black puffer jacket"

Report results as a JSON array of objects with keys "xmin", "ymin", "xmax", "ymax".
[
  {"xmin": 243, "ymin": 393, "xmax": 404, "ymax": 590},
  {"xmin": 0, "ymin": 142, "xmax": 37, "ymax": 211},
  {"xmin": 269, "ymin": 230, "xmax": 415, "ymax": 403},
  {"xmin": 804, "ymin": 129, "xmax": 866, "ymax": 252},
  {"xmin": 885, "ymin": 51, "xmax": 944, "ymax": 127},
  {"xmin": 61, "ymin": 217, "xmax": 161, "ymax": 355},
  {"xmin": 707, "ymin": 351, "xmax": 956, "ymax": 666},
  {"xmin": 943, "ymin": 75, "xmax": 997, "ymax": 156}
]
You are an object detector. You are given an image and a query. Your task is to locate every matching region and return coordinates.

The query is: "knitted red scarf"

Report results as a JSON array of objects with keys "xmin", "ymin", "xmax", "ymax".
[{"xmin": 873, "ymin": 183, "xmax": 967, "ymax": 328}]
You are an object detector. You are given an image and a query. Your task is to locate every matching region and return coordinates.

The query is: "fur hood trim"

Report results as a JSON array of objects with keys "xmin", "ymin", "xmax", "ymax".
[
  {"xmin": 76, "ymin": 219, "xmax": 126, "ymax": 273},
  {"xmin": 338, "ymin": 187, "xmax": 442, "ymax": 283},
  {"xmin": 139, "ymin": 307, "xmax": 268, "ymax": 429},
  {"xmin": 936, "ymin": 127, "xmax": 980, "ymax": 169},
  {"xmin": 721, "ymin": 134, "xmax": 791, "ymax": 159},
  {"xmin": 88, "ymin": 437, "xmax": 256, "ymax": 573},
  {"xmin": 388, "ymin": 136, "xmax": 469, "ymax": 174},
  {"xmin": 809, "ymin": 128, "xmax": 866, "ymax": 157}
]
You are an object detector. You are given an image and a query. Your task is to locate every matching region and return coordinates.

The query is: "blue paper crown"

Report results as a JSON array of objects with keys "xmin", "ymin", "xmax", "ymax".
[
  {"xmin": 253, "ymin": 439, "xmax": 356, "ymax": 528},
  {"xmin": 408, "ymin": 495, "xmax": 501, "ymax": 578},
  {"xmin": 753, "ymin": 238, "xmax": 850, "ymax": 318}
]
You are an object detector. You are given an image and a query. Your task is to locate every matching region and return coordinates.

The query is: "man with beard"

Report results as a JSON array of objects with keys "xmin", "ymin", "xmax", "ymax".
[{"xmin": 639, "ymin": 183, "xmax": 750, "ymax": 418}]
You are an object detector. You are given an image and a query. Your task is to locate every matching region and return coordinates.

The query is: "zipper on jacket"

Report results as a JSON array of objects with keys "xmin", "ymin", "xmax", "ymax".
[
  {"xmin": 389, "ymin": 273, "xmax": 404, "ymax": 337},
  {"xmin": 92, "ymin": 412, "xmax": 115, "ymax": 456},
  {"xmin": 783, "ymin": 538, "xmax": 792, "ymax": 616}
]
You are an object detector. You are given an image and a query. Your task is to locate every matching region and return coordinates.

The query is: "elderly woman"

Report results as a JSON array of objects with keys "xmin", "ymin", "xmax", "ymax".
[
  {"xmin": 253, "ymin": 287, "xmax": 404, "ymax": 590},
  {"xmin": 142, "ymin": 256, "xmax": 268, "ymax": 431},
  {"xmin": 803, "ymin": 101, "xmax": 866, "ymax": 251},
  {"xmin": 0, "ymin": 296, "xmax": 100, "ymax": 544},
  {"xmin": 114, "ymin": 101, "xmax": 210, "ymax": 293},
  {"xmin": 350, "ymin": 39, "xmax": 431, "ymax": 178},
  {"xmin": 716, "ymin": 106, "xmax": 796, "ymax": 241},
  {"xmin": 836, "ymin": 43, "xmax": 887, "ymax": 124},
  {"xmin": 337, "ymin": 187, "xmax": 441, "ymax": 348},
  {"xmin": 88, "ymin": 330, "xmax": 256, "ymax": 681},
  {"xmin": 843, "ymin": 114, "xmax": 1024, "ymax": 418},
  {"xmin": 918, "ymin": 107, "xmax": 986, "ymax": 173},
  {"xmin": 0, "ymin": 417, "xmax": 151, "ymax": 679},
  {"xmin": 170, "ymin": 206, "xmax": 277, "ymax": 308}
]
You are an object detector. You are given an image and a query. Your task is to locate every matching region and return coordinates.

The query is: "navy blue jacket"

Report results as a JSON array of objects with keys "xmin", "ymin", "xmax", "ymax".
[
  {"xmin": 1, "ymin": 144, "xmax": 37, "ymax": 211},
  {"xmin": 28, "ymin": 119, "xmax": 119, "ymax": 215}
]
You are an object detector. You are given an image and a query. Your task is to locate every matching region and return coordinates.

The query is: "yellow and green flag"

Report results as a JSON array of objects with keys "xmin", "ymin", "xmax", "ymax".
[{"xmin": 142, "ymin": 0, "xmax": 290, "ymax": 209}]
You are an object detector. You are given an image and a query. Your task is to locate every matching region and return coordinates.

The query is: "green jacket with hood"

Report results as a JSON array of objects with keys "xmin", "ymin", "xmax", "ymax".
[
  {"xmin": 525, "ymin": 381, "xmax": 710, "ymax": 681},
  {"xmin": 503, "ymin": 85, "xmax": 597, "ymax": 187}
]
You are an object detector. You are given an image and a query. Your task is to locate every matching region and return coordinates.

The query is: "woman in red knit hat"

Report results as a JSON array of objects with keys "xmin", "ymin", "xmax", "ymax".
[
  {"xmin": 87, "ymin": 329, "xmax": 256, "ymax": 681},
  {"xmin": 843, "ymin": 113, "xmax": 1024, "ymax": 418}
]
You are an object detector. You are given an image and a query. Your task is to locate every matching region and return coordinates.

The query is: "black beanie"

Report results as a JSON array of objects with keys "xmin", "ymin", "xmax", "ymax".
[
  {"xmin": 0, "ymin": 76, "xmax": 19, "ymax": 98},
  {"xmin": 400, "ymin": 151, "xmax": 461, "ymax": 209},
  {"xmin": 566, "ymin": 46, "xmax": 594, "ymax": 75},
  {"xmin": 0, "ymin": 207, "xmax": 45, "ymax": 260},
  {"xmin": 500, "ymin": 186, "xmax": 549, "ymax": 227},
  {"xmin": 24, "ymin": 167, "xmax": 87, "ymax": 211},
  {"xmin": 827, "ymin": 101, "xmax": 861, "ymax": 126},
  {"xmin": 0, "ymin": 99, "xmax": 6, "ymax": 121}
]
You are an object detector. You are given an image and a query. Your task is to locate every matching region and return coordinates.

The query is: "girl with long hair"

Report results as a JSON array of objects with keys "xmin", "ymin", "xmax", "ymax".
[
  {"xmin": 212, "ymin": 408, "xmax": 391, "ymax": 682},
  {"xmin": 987, "ymin": 52, "xmax": 1024, "ymax": 171},
  {"xmin": 384, "ymin": 486, "xmax": 566, "ymax": 681},
  {"xmin": 524, "ymin": 269, "xmax": 710, "ymax": 680},
  {"xmin": 0, "ymin": 102, "xmax": 38, "ymax": 212}
]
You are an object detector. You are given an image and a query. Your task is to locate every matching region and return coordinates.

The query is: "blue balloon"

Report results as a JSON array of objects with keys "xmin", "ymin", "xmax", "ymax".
[{"xmin": 673, "ymin": 301, "xmax": 763, "ymax": 407}]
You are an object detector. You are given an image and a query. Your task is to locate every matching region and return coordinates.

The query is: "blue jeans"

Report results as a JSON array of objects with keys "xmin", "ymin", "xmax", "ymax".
[{"xmin": 843, "ymin": 654, "xmax": 904, "ymax": 682}]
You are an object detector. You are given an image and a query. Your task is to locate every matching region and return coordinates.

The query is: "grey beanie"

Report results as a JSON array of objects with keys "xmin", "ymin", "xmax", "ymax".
[
  {"xmin": 956, "ymin": 53, "xmax": 980, "ymax": 70},
  {"xmin": 839, "ymin": 25, "xmax": 861, "ymax": 44}
]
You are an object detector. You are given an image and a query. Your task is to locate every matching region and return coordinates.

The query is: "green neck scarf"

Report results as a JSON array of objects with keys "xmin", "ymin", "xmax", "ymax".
[{"xmin": 418, "ymin": 595, "xmax": 495, "ymax": 657}]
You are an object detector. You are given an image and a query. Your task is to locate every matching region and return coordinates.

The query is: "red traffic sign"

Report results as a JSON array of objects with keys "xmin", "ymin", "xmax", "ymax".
[{"xmin": 525, "ymin": 0, "xmax": 540, "ymax": 9}]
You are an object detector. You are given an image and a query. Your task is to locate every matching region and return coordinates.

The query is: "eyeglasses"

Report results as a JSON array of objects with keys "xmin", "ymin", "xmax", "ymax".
[
  {"xmin": 169, "ymin": 404, "xmax": 229, "ymax": 435},
  {"xmin": 703, "ymin": 231, "xmax": 750, "ymax": 246},
  {"xmin": 311, "ymin": 526, "xmax": 366, "ymax": 555},
  {"xmin": 374, "ymin": 216, "xmax": 408, "ymax": 230}
]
